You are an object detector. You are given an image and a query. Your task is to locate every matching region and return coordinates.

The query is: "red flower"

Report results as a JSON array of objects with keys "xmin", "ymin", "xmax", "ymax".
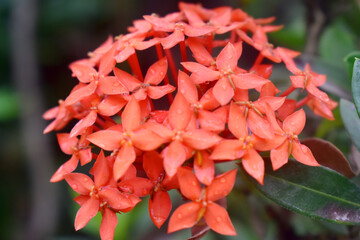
[
  {"xmin": 168, "ymin": 167, "xmax": 237, "ymax": 236},
  {"xmin": 65, "ymin": 151, "xmax": 140, "ymax": 239}
]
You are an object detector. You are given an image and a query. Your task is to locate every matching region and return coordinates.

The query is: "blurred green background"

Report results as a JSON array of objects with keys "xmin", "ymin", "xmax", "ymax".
[{"xmin": 1, "ymin": 0, "xmax": 360, "ymax": 239}]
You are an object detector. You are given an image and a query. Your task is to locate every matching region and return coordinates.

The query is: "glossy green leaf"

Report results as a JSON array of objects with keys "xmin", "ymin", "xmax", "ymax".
[
  {"xmin": 344, "ymin": 52, "xmax": 360, "ymax": 78},
  {"xmin": 340, "ymin": 99, "xmax": 360, "ymax": 152},
  {"xmin": 352, "ymin": 58, "xmax": 360, "ymax": 117},
  {"xmin": 244, "ymin": 159, "xmax": 360, "ymax": 225}
]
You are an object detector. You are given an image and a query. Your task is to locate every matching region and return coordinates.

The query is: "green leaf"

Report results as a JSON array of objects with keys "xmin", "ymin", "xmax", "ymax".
[
  {"xmin": 344, "ymin": 52, "xmax": 360, "ymax": 78},
  {"xmin": 244, "ymin": 159, "xmax": 360, "ymax": 225},
  {"xmin": 352, "ymin": 58, "xmax": 360, "ymax": 117},
  {"xmin": 340, "ymin": 99, "xmax": 360, "ymax": 152},
  {"xmin": 319, "ymin": 20, "xmax": 356, "ymax": 65}
]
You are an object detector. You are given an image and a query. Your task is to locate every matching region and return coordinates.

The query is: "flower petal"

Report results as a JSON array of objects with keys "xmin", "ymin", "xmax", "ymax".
[
  {"xmin": 181, "ymin": 62, "xmax": 220, "ymax": 83},
  {"xmin": 204, "ymin": 202, "xmax": 236, "ymax": 236},
  {"xmin": 216, "ymin": 43, "xmax": 238, "ymax": 72},
  {"xmin": 210, "ymin": 140, "xmax": 244, "ymax": 160},
  {"xmin": 69, "ymin": 64, "xmax": 97, "ymax": 83},
  {"xmin": 65, "ymin": 173, "xmax": 93, "ymax": 195},
  {"xmin": 147, "ymin": 85, "xmax": 175, "ymax": 99},
  {"xmin": 283, "ymin": 109, "xmax": 305, "ymax": 135},
  {"xmin": 57, "ymin": 133, "xmax": 77, "ymax": 155},
  {"xmin": 93, "ymin": 150, "xmax": 111, "ymax": 187},
  {"xmin": 100, "ymin": 208, "xmax": 118, "ymax": 240},
  {"xmin": 161, "ymin": 29, "xmax": 185, "ymax": 49},
  {"xmin": 70, "ymin": 111, "xmax": 97, "ymax": 138},
  {"xmin": 143, "ymin": 151, "xmax": 164, "ymax": 181},
  {"xmin": 187, "ymin": 37, "xmax": 214, "ymax": 66},
  {"xmin": 247, "ymin": 110, "xmax": 274, "ymax": 139},
  {"xmin": 50, "ymin": 155, "xmax": 79, "ymax": 182},
  {"xmin": 228, "ymin": 102, "xmax": 248, "ymax": 138},
  {"xmin": 144, "ymin": 57, "xmax": 168, "ymax": 85},
  {"xmin": 114, "ymin": 45, "xmax": 135, "ymax": 63},
  {"xmin": 113, "ymin": 67, "xmax": 141, "ymax": 91},
  {"xmin": 232, "ymin": 73, "xmax": 269, "ymax": 89},
  {"xmin": 87, "ymin": 130, "xmax": 122, "ymax": 151},
  {"xmin": 99, "ymin": 187, "xmax": 135, "ymax": 210},
  {"xmin": 74, "ymin": 197, "xmax": 100, "ymax": 231},
  {"xmin": 241, "ymin": 148, "xmax": 264, "ymax": 185},
  {"xmin": 118, "ymin": 177, "xmax": 153, "ymax": 197},
  {"xmin": 270, "ymin": 141, "xmax": 289, "ymax": 170},
  {"xmin": 194, "ymin": 151, "xmax": 214, "ymax": 186},
  {"xmin": 177, "ymin": 167, "xmax": 201, "ymax": 200},
  {"xmin": 182, "ymin": 129, "xmax": 221, "ymax": 150},
  {"xmin": 178, "ymin": 70, "xmax": 198, "ymax": 104},
  {"xmin": 121, "ymin": 96, "xmax": 141, "ymax": 132},
  {"xmin": 149, "ymin": 190, "xmax": 172, "ymax": 228},
  {"xmin": 213, "ymin": 76, "xmax": 234, "ymax": 105},
  {"xmin": 64, "ymin": 81, "xmax": 97, "ymax": 106},
  {"xmin": 292, "ymin": 141, "xmax": 320, "ymax": 166},
  {"xmin": 97, "ymin": 95, "xmax": 127, "ymax": 116},
  {"xmin": 163, "ymin": 140, "xmax": 187, "ymax": 177},
  {"xmin": 113, "ymin": 144, "xmax": 136, "ymax": 181},
  {"xmin": 98, "ymin": 76, "xmax": 128, "ymax": 95},
  {"xmin": 207, "ymin": 169, "xmax": 237, "ymax": 202},
  {"xmin": 168, "ymin": 202, "xmax": 202, "ymax": 233},
  {"xmin": 168, "ymin": 92, "xmax": 192, "ymax": 130}
]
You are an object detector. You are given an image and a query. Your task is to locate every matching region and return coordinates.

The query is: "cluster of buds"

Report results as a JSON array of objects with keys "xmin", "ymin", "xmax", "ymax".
[{"xmin": 43, "ymin": 2, "xmax": 337, "ymax": 239}]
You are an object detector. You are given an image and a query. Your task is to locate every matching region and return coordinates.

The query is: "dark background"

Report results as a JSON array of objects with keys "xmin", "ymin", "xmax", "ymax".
[{"xmin": 1, "ymin": 0, "xmax": 360, "ymax": 239}]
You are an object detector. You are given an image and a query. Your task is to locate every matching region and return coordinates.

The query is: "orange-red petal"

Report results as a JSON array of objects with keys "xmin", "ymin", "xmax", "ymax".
[
  {"xmin": 87, "ymin": 130, "xmax": 122, "ymax": 151},
  {"xmin": 283, "ymin": 109, "xmax": 305, "ymax": 135},
  {"xmin": 121, "ymin": 96, "xmax": 141, "ymax": 132},
  {"xmin": 216, "ymin": 43, "xmax": 237, "ymax": 72},
  {"xmin": 74, "ymin": 196, "xmax": 100, "ymax": 231},
  {"xmin": 163, "ymin": 140, "xmax": 187, "ymax": 177},
  {"xmin": 168, "ymin": 202, "xmax": 202, "ymax": 233},
  {"xmin": 50, "ymin": 155, "xmax": 79, "ymax": 182},
  {"xmin": 177, "ymin": 167, "xmax": 201, "ymax": 200},
  {"xmin": 241, "ymin": 148, "xmax": 264, "ymax": 185},
  {"xmin": 168, "ymin": 92, "xmax": 191, "ymax": 130},
  {"xmin": 207, "ymin": 169, "xmax": 237, "ymax": 202},
  {"xmin": 194, "ymin": 151, "xmax": 214, "ymax": 186},
  {"xmin": 204, "ymin": 202, "xmax": 236, "ymax": 236},
  {"xmin": 144, "ymin": 57, "xmax": 168, "ymax": 85},
  {"xmin": 65, "ymin": 172, "xmax": 93, "ymax": 195},
  {"xmin": 100, "ymin": 207, "xmax": 118, "ymax": 240},
  {"xmin": 149, "ymin": 190, "xmax": 172, "ymax": 228},
  {"xmin": 291, "ymin": 141, "xmax": 320, "ymax": 166},
  {"xmin": 113, "ymin": 144, "xmax": 136, "ymax": 181},
  {"xmin": 270, "ymin": 140, "xmax": 289, "ymax": 170},
  {"xmin": 182, "ymin": 129, "xmax": 221, "ymax": 150}
]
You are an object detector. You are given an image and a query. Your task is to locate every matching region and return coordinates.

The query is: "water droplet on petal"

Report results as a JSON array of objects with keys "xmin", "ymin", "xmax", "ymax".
[
  {"xmin": 177, "ymin": 213, "xmax": 183, "ymax": 219},
  {"xmin": 83, "ymin": 177, "xmax": 88, "ymax": 182},
  {"xmin": 191, "ymin": 181, "xmax": 197, "ymax": 186},
  {"xmin": 113, "ymin": 82, "xmax": 120, "ymax": 87},
  {"xmin": 220, "ymin": 178, "xmax": 226, "ymax": 183},
  {"xmin": 177, "ymin": 109, "xmax": 183, "ymax": 114},
  {"xmin": 222, "ymin": 84, "xmax": 227, "ymax": 90},
  {"xmin": 216, "ymin": 216, "xmax": 222, "ymax": 222},
  {"xmin": 72, "ymin": 184, "xmax": 78, "ymax": 190},
  {"xmin": 180, "ymin": 89, "xmax": 185, "ymax": 94}
]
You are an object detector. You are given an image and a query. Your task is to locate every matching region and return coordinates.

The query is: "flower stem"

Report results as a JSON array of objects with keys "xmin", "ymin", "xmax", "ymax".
[
  {"xmin": 165, "ymin": 48, "xmax": 178, "ymax": 86},
  {"xmin": 155, "ymin": 44, "xmax": 174, "ymax": 104},
  {"xmin": 128, "ymin": 51, "xmax": 144, "ymax": 81},
  {"xmin": 296, "ymin": 95, "xmax": 311, "ymax": 109},
  {"xmin": 279, "ymin": 86, "xmax": 295, "ymax": 97},
  {"xmin": 180, "ymin": 40, "xmax": 189, "ymax": 74}
]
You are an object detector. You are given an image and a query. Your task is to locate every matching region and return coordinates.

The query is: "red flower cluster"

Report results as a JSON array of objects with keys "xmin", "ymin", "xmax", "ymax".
[{"xmin": 44, "ymin": 2, "xmax": 336, "ymax": 239}]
